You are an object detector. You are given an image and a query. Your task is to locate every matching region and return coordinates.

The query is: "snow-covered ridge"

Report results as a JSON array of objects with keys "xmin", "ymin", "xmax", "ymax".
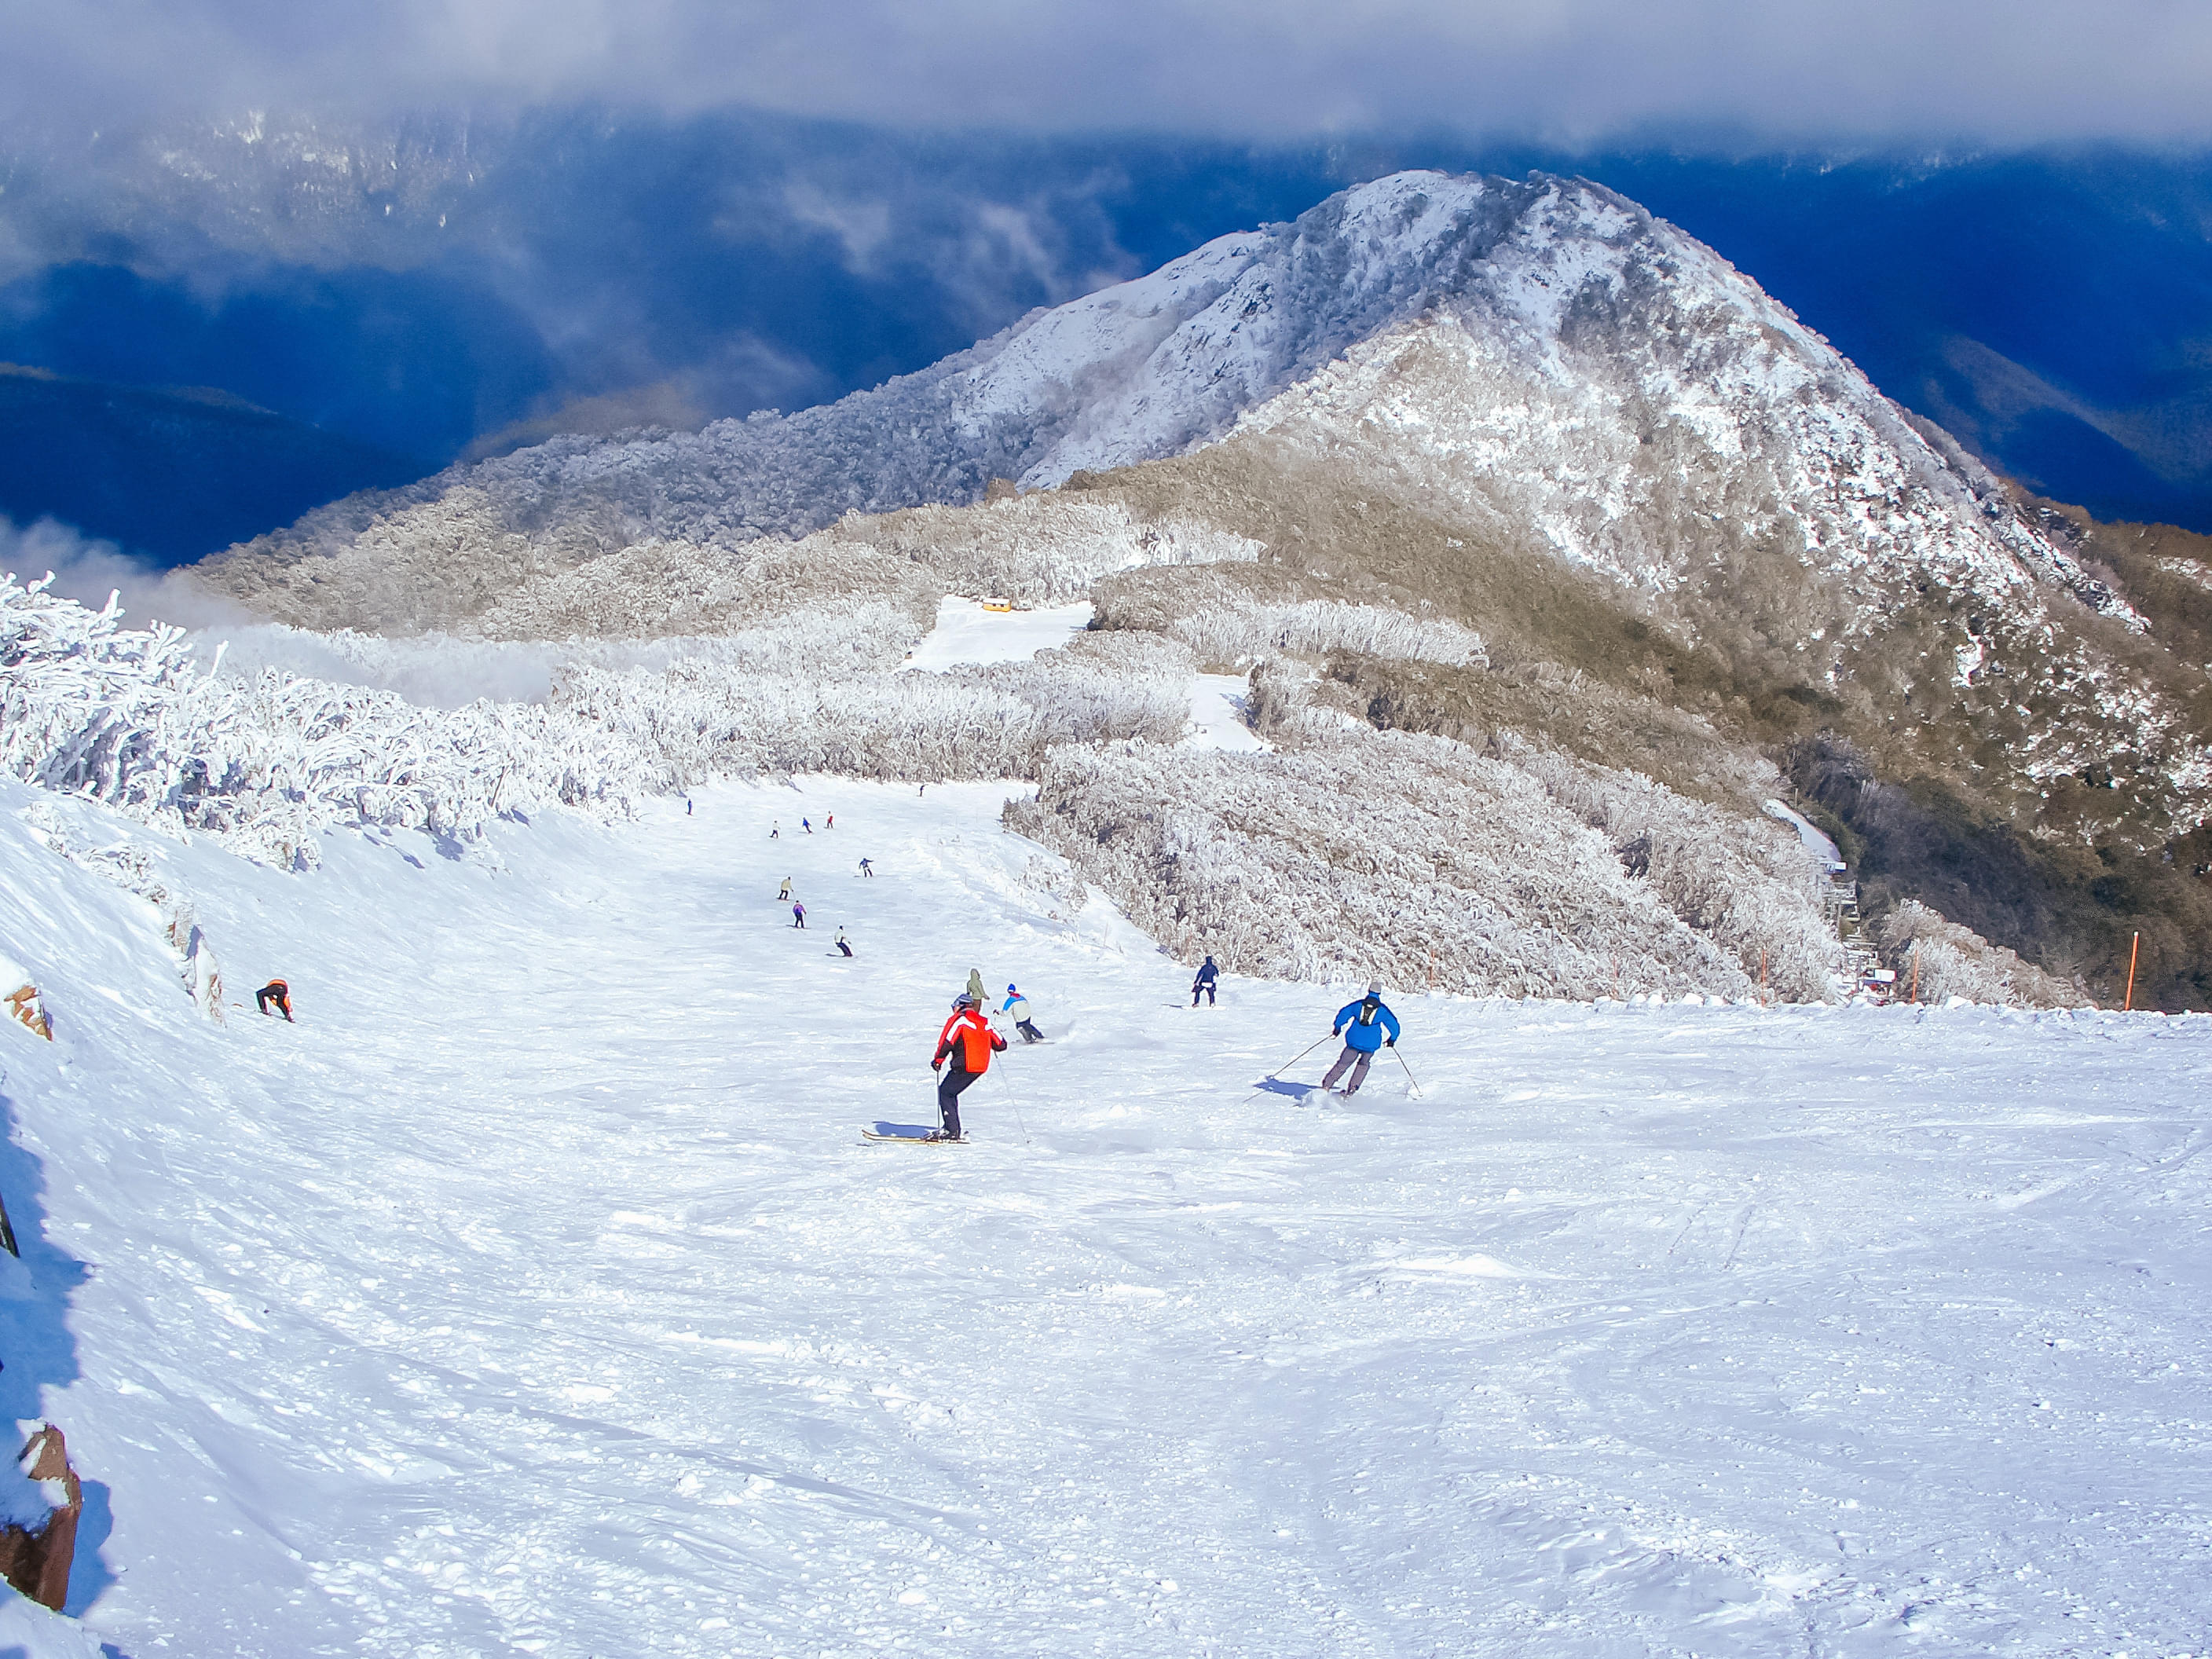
[{"xmin": 199, "ymin": 168, "xmax": 2108, "ymax": 650}]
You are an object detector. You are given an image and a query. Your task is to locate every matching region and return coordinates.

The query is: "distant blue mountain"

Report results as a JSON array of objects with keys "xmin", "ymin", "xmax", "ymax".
[
  {"xmin": 0, "ymin": 364, "xmax": 425, "ymax": 566},
  {"xmin": 0, "ymin": 112, "xmax": 2206, "ymax": 562}
]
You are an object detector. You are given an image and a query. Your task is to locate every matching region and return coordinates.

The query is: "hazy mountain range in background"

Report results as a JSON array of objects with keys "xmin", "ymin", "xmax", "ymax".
[{"xmin": 2, "ymin": 109, "xmax": 2210, "ymax": 563}]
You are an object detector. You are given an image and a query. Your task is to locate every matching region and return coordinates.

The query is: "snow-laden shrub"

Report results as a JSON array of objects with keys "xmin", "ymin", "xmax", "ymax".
[
  {"xmin": 1877, "ymin": 899, "xmax": 2087, "ymax": 1009},
  {"xmin": 0, "ymin": 574, "xmax": 657, "ymax": 866},
  {"xmin": 204, "ymin": 472, "xmax": 1264, "ymax": 638},
  {"xmin": 468, "ymin": 537, "xmax": 943, "ymax": 645},
  {"xmin": 1507, "ymin": 741, "xmax": 1843, "ymax": 1002},
  {"xmin": 0, "ymin": 573, "xmax": 1196, "ymax": 864},
  {"xmin": 1009, "ymin": 727, "xmax": 1843, "ymax": 999},
  {"xmin": 825, "ymin": 496, "xmax": 1265, "ymax": 610},
  {"xmin": 562, "ymin": 628, "xmax": 1192, "ymax": 784},
  {"xmin": 206, "ymin": 599, "xmax": 928, "ymax": 709},
  {"xmin": 1167, "ymin": 596, "xmax": 1485, "ymax": 670}
]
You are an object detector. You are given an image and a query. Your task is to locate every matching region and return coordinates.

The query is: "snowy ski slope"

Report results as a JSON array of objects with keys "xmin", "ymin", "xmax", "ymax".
[
  {"xmin": 899, "ymin": 597, "xmax": 1093, "ymax": 672},
  {"xmin": 0, "ymin": 777, "xmax": 2207, "ymax": 1655}
]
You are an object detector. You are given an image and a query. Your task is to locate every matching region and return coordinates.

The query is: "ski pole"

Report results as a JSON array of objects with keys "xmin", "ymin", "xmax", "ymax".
[
  {"xmin": 1393, "ymin": 1046, "xmax": 1423, "ymax": 1098},
  {"xmin": 1270, "ymin": 1032, "xmax": 1333, "ymax": 1080},
  {"xmin": 997, "ymin": 1066, "xmax": 1033, "ymax": 1145}
]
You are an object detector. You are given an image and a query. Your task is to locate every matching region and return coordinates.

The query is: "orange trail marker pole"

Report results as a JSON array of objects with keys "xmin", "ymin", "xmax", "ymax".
[
  {"xmin": 2125, "ymin": 931, "xmax": 2141, "ymax": 1011},
  {"xmin": 1760, "ymin": 947, "xmax": 1768, "ymax": 1007},
  {"xmin": 1908, "ymin": 948, "xmax": 1919, "ymax": 1005}
]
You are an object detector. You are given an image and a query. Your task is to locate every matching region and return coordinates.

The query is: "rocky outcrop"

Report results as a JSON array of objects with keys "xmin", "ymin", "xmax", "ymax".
[{"xmin": 0, "ymin": 1424, "xmax": 81, "ymax": 1613}]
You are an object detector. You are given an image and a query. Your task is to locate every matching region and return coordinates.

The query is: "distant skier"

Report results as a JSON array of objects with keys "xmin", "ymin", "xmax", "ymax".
[
  {"xmin": 1321, "ymin": 980, "xmax": 1399, "ymax": 1096},
  {"xmin": 1192, "ymin": 955, "xmax": 1220, "ymax": 1006},
  {"xmin": 931, "ymin": 992, "xmax": 1006, "ymax": 1141},
  {"xmin": 771, "ymin": 821, "xmax": 781, "ymax": 839},
  {"xmin": 803, "ymin": 818, "xmax": 813, "ymax": 833},
  {"xmin": 778, "ymin": 877, "xmax": 793, "ymax": 901},
  {"xmin": 836, "ymin": 928, "xmax": 854, "ymax": 958},
  {"xmin": 255, "ymin": 979, "xmax": 294, "ymax": 1022},
  {"xmin": 859, "ymin": 858, "xmax": 873, "ymax": 878},
  {"xmin": 686, "ymin": 798, "xmax": 694, "ymax": 816},
  {"xmin": 965, "ymin": 967, "xmax": 987, "ymax": 1005},
  {"xmin": 1002, "ymin": 984, "xmax": 1043, "ymax": 1043},
  {"xmin": 792, "ymin": 901, "xmax": 808, "ymax": 929},
  {"xmin": 826, "ymin": 815, "xmax": 834, "ymax": 830}
]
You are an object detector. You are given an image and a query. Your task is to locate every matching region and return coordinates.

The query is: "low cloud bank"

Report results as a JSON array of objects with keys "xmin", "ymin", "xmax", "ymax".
[{"xmin": 9, "ymin": 2, "xmax": 2212, "ymax": 148}]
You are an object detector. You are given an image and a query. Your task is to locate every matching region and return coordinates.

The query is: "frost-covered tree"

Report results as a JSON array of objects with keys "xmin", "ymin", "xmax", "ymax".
[{"xmin": 1007, "ymin": 726, "xmax": 1852, "ymax": 1001}]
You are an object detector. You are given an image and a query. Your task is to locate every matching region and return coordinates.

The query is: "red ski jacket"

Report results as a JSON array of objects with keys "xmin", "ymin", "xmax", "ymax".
[{"xmin": 934, "ymin": 1007, "xmax": 1006, "ymax": 1073}]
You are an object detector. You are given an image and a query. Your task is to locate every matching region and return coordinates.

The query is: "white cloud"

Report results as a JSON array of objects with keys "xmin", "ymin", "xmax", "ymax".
[{"xmin": 6, "ymin": 0, "xmax": 2212, "ymax": 147}]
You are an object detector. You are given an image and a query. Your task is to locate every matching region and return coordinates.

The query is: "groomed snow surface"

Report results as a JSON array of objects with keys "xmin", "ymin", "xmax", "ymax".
[
  {"xmin": 900, "ymin": 598, "xmax": 1093, "ymax": 671},
  {"xmin": 902, "ymin": 598, "xmax": 1259, "ymax": 752},
  {"xmin": 1184, "ymin": 675, "xmax": 1269, "ymax": 753},
  {"xmin": 0, "ymin": 777, "xmax": 2208, "ymax": 1656}
]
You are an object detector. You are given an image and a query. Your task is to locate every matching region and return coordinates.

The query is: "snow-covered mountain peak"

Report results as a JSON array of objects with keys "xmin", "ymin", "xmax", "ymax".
[{"xmin": 199, "ymin": 166, "xmax": 2112, "ymax": 657}]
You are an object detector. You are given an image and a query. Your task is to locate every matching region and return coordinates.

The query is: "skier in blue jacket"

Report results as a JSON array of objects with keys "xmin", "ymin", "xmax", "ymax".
[{"xmin": 1321, "ymin": 980, "xmax": 1400, "ymax": 1096}]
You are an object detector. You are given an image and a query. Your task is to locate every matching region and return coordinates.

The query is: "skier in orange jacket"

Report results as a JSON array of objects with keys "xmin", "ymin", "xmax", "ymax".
[{"xmin": 929, "ymin": 992, "xmax": 1006, "ymax": 1141}]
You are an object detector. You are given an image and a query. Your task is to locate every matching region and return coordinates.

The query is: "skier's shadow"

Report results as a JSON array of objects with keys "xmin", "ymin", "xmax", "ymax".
[{"xmin": 870, "ymin": 1122, "xmax": 942, "ymax": 1140}]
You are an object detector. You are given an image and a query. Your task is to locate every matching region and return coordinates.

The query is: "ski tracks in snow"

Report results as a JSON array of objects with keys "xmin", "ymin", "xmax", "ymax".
[{"xmin": 1, "ymin": 777, "xmax": 2209, "ymax": 1655}]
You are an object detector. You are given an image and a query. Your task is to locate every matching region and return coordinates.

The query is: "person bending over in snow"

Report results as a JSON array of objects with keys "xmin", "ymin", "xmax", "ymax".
[
  {"xmin": 792, "ymin": 901, "xmax": 808, "ymax": 928},
  {"xmin": 255, "ymin": 979, "xmax": 294, "ymax": 1022},
  {"xmin": 931, "ymin": 992, "xmax": 1005, "ymax": 1141},
  {"xmin": 1002, "ymin": 983, "xmax": 1043, "ymax": 1042},
  {"xmin": 1192, "ymin": 955, "xmax": 1220, "ymax": 1006},
  {"xmin": 858, "ymin": 858, "xmax": 873, "ymax": 877},
  {"xmin": 836, "ymin": 928, "xmax": 854, "ymax": 958},
  {"xmin": 803, "ymin": 818, "xmax": 813, "ymax": 833},
  {"xmin": 1321, "ymin": 980, "xmax": 1399, "ymax": 1096}
]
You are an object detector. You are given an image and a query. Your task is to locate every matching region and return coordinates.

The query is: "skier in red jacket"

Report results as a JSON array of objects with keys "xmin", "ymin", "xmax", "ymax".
[{"xmin": 929, "ymin": 992, "xmax": 1006, "ymax": 1142}]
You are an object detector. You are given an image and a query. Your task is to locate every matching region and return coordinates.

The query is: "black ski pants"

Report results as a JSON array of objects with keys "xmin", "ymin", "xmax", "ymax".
[
  {"xmin": 936, "ymin": 1065, "xmax": 983, "ymax": 1138},
  {"xmin": 1016, "ymin": 1019, "xmax": 1042, "ymax": 1042},
  {"xmin": 1192, "ymin": 982, "xmax": 1215, "ymax": 1005}
]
